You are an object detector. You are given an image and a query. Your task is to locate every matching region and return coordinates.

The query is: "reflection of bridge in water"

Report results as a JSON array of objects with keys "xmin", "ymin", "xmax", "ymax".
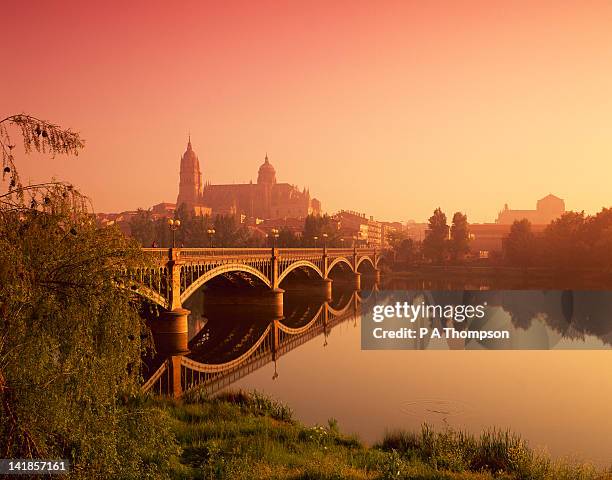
[{"xmin": 142, "ymin": 288, "xmax": 377, "ymax": 397}]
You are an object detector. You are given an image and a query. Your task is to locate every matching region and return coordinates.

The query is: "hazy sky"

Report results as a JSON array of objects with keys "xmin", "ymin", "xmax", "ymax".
[{"xmin": 3, "ymin": 0, "xmax": 612, "ymax": 222}]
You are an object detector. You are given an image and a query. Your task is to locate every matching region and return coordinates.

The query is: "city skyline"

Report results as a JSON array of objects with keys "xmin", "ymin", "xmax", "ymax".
[{"xmin": 4, "ymin": 1, "xmax": 612, "ymax": 222}]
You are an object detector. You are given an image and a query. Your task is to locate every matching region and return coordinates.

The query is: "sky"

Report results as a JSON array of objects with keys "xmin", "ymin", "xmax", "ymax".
[{"xmin": 3, "ymin": 0, "xmax": 612, "ymax": 223}]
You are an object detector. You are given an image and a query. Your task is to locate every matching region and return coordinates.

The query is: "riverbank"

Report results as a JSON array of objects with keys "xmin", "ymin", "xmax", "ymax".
[
  {"xmin": 386, "ymin": 266, "xmax": 612, "ymax": 289},
  {"xmin": 150, "ymin": 390, "xmax": 611, "ymax": 480}
]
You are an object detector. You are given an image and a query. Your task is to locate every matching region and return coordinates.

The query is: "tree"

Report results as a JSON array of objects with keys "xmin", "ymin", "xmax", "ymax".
[
  {"xmin": 277, "ymin": 227, "xmax": 299, "ymax": 247},
  {"xmin": 302, "ymin": 214, "xmax": 340, "ymax": 247},
  {"xmin": 0, "ymin": 114, "xmax": 178, "ymax": 476},
  {"xmin": 395, "ymin": 237, "xmax": 419, "ymax": 264},
  {"xmin": 503, "ymin": 219, "xmax": 536, "ymax": 267},
  {"xmin": 422, "ymin": 208, "xmax": 448, "ymax": 263},
  {"xmin": 541, "ymin": 211, "xmax": 586, "ymax": 268},
  {"xmin": 129, "ymin": 209, "xmax": 156, "ymax": 246},
  {"xmin": 449, "ymin": 212, "xmax": 470, "ymax": 262}
]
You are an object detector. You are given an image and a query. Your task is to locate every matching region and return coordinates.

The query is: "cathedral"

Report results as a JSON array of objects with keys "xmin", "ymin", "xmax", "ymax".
[{"xmin": 176, "ymin": 139, "xmax": 321, "ymax": 219}]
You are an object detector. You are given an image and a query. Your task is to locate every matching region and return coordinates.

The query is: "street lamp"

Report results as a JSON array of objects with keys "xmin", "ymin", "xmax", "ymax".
[
  {"xmin": 207, "ymin": 228, "xmax": 216, "ymax": 248},
  {"xmin": 313, "ymin": 236, "xmax": 318, "ymax": 248},
  {"xmin": 322, "ymin": 233, "xmax": 328, "ymax": 250},
  {"xmin": 270, "ymin": 228, "xmax": 279, "ymax": 248},
  {"xmin": 167, "ymin": 218, "xmax": 181, "ymax": 248},
  {"xmin": 340, "ymin": 238, "xmax": 345, "ymax": 248}
]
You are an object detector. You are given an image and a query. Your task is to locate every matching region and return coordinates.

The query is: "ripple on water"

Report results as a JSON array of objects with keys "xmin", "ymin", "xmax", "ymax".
[{"xmin": 399, "ymin": 398, "xmax": 473, "ymax": 425}]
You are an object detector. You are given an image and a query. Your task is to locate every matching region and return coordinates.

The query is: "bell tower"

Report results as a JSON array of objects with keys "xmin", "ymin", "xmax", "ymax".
[{"xmin": 176, "ymin": 137, "xmax": 203, "ymax": 210}]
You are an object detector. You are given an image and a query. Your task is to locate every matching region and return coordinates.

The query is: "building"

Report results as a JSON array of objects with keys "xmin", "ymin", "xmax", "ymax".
[
  {"xmin": 334, "ymin": 210, "xmax": 384, "ymax": 248},
  {"xmin": 176, "ymin": 139, "xmax": 321, "ymax": 220},
  {"xmin": 496, "ymin": 194, "xmax": 565, "ymax": 225}
]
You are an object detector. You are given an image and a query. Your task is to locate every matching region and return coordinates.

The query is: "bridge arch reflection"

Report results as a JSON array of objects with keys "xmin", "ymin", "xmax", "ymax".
[{"xmin": 142, "ymin": 285, "xmax": 371, "ymax": 397}]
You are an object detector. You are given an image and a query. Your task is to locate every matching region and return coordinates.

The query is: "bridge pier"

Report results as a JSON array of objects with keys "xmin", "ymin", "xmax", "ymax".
[
  {"xmin": 352, "ymin": 272, "xmax": 361, "ymax": 290},
  {"xmin": 374, "ymin": 269, "xmax": 381, "ymax": 283},
  {"xmin": 151, "ymin": 307, "xmax": 191, "ymax": 356}
]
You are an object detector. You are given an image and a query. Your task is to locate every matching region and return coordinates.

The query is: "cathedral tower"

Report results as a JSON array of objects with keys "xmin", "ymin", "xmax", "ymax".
[{"xmin": 176, "ymin": 138, "xmax": 203, "ymax": 210}]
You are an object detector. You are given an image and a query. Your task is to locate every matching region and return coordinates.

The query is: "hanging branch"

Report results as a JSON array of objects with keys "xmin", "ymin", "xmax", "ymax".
[{"xmin": 0, "ymin": 114, "xmax": 87, "ymax": 213}]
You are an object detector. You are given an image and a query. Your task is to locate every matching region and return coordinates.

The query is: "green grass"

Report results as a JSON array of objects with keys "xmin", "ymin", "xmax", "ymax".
[{"xmin": 147, "ymin": 390, "xmax": 611, "ymax": 480}]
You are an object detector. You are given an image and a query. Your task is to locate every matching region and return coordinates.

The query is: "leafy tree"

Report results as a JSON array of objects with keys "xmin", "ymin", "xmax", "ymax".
[
  {"xmin": 395, "ymin": 237, "xmax": 419, "ymax": 264},
  {"xmin": 213, "ymin": 214, "xmax": 251, "ymax": 247},
  {"xmin": 0, "ymin": 114, "xmax": 178, "ymax": 477},
  {"xmin": 422, "ymin": 208, "xmax": 448, "ymax": 263},
  {"xmin": 503, "ymin": 219, "xmax": 536, "ymax": 267},
  {"xmin": 302, "ymin": 214, "xmax": 339, "ymax": 247},
  {"xmin": 449, "ymin": 212, "xmax": 470, "ymax": 262},
  {"xmin": 129, "ymin": 209, "xmax": 157, "ymax": 246},
  {"xmin": 277, "ymin": 227, "xmax": 299, "ymax": 247},
  {"xmin": 583, "ymin": 208, "xmax": 612, "ymax": 269},
  {"xmin": 541, "ymin": 211, "xmax": 586, "ymax": 268}
]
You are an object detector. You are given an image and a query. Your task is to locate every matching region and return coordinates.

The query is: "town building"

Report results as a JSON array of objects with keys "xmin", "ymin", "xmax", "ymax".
[
  {"xmin": 334, "ymin": 210, "xmax": 384, "ymax": 248},
  {"xmin": 496, "ymin": 194, "xmax": 565, "ymax": 225}
]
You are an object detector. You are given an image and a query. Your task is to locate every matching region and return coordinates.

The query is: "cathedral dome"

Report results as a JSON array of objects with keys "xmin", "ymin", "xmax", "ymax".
[{"xmin": 257, "ymin": 154, "xmax": 276, "ymax": 184}]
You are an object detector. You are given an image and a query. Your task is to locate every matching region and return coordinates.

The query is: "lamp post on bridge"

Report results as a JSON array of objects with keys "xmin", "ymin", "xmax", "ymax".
[
  {"xmin": 313, "ymin": 236, "xmax": 318, "ymax": 248},
  {"xmin": 270, "ymin": 228, "xmax": 279, "ymax": 248},
  {"xmin": 207, "ymin": 228, "xmax": 216, "ymax": 248},
  {"xmin": 167, "ymin": 218, "xmax": 181, "ymax": 249},
  {"xmin": 322, "ymin": 233, "xmax": 328, "ymax": 254}
]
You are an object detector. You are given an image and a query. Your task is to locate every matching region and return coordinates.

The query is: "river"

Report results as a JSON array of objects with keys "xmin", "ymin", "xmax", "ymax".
[{"xmin": 183, "ymin": 279, "xmax": 612, "ymax": 467}]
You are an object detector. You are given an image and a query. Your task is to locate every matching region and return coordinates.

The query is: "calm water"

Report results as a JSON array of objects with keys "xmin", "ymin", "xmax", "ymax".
[{"xmin": 184, "ymin": 281, "xmax": 612, "ymax": 467}]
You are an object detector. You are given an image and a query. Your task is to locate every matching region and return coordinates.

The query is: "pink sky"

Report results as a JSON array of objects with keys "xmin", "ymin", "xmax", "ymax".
[{"xmin": 3, "ymin": 0, "xmax": 612, "ymax": 222}]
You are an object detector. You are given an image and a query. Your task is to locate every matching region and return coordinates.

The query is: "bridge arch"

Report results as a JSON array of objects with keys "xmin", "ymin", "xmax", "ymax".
[
  {"xmin": 277, "ymin": 260, "xmax": 324, "ymax": 285},
  {"xmin": 327, "ymin": 292, "xmax": 357, "ymax": 317},
  {"xmin": 356, "ymin": 255, "xmax": 375, "ymax": 271},
  {"xmin": 129, "ymin": 284, "xmax": 168, "ymax": 309},
  {"xmin": 326, "ymin": 256, "xmax": 354, "ymax": 276},
  {"xmin": 181, "ymin": 263, "xmax": 272, "ymax": 304}
]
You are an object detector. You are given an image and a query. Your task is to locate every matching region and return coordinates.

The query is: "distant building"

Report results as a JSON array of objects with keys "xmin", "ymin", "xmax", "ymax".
[
  {"xmin": 176, "ymin": 139, "xmax": 321, "ymax": 219},
  {"xmin": 496, "ymin": 194, "xmax": 565, "ymax": 225},
  {"xmin": 334, "ymin": 210, "xmax": 383, "ymax": 248},
  {"xmin": 151, "ymin": 202, "xmax": 178, "ymax": 218},
  {"xmin": 469, "ymin": 223, "xmax": 549, "ymax": 256}
]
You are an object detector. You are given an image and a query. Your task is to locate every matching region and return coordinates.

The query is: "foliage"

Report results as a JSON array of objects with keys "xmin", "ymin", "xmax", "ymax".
[
  {"xmin": 0, "ymin": 113, "xmax": 180, "ymax": 477},
  {"xmin": 302, "ymin": 214, "xmax": 342, "ymax": 247},
  {"xmin": 450, "ymin": 212, "xmax": 470, "ymax": 262},
  {"xmin": 0, "ymin": 114, "xmax": 86, "ymax": 212},
  {"xmin": 129, "ymin": 208, "xmax": 254, "ymax": 248},
  {"xmin": 156, "ymin": 392, "xmax": 610, "ymax": 480},
  {"xmin": 378, "ymin": 425, "xmax": 607, "ymax": 480},
  {"xmin": 503, "ymin": 219, "xmax": 536, "ymax": 267},
  {"xmin": 394, "ymin": 238, "xmax": 419, "ymax": 265},
  {"xmin": 422, "ymin": 208, "xmax": 449, "ymax": 263},
  {"xmin": 128, "ymin": 211, "xmax": 347, "ymax": 248}
]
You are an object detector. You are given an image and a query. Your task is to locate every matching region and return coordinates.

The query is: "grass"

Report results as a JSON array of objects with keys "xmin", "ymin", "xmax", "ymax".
[{"xmin": 148, "ymin": 390, "xmax": 611, "ymax": 480}]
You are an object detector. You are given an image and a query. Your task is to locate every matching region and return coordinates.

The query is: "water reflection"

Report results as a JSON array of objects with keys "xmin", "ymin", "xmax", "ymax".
[{"xmin": 180, "ymin": 283, "xmax": 371, "ymax": 396}]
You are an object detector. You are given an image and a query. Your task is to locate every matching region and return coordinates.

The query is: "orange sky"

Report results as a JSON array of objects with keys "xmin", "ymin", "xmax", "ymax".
[{"xmin": 3, "ymin": 0, "xmax": 612, "ymax": 223}]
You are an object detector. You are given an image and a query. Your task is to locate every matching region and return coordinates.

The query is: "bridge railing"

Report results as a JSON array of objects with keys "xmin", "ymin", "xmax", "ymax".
[
  {"xmin": 179, "ymin": 248, "xmax": 271, "ymax": 259},
  {"xmin": 141, "ymin": 247, "xmax": 378, "ymax": 262}
]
